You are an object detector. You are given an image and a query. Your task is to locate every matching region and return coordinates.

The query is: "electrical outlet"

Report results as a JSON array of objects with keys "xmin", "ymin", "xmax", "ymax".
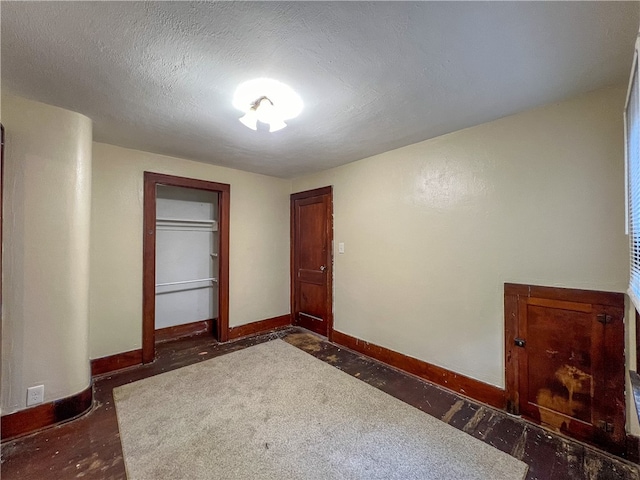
[{"xmin": 26, "ymin": 385, "xmax": 44, "ymax": 406}]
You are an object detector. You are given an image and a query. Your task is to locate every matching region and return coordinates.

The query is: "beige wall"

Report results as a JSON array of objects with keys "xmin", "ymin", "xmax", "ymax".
[
  {"xmin": 3, "ymin": 86, "xmax": 636, "ymax": 432},
  {"xmin": 1, "ymin": 94, "xmax": 93, "ymax": 413},
  {"xmin": 89, "ymin": 143, "xmax": 290, "ymax": 359},
  {"xmin": 292, "ymin": 86, "xmax": 629, "ymax": 390}
]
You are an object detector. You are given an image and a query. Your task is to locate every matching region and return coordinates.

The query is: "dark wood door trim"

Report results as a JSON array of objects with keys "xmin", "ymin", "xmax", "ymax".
[
  {"xmin": 143, "ymin": 172, "xmax": 230, "ymax": 363},
  {"xmin": 505, "ymin": 282, "xmax": 626, "ymax": 454},
  {"xmin": 504, "ymin": 283, "xmax": 624, "ymax": 307},
  {"xmin": 290, "ymin": 186, "xmax": 333, "ymax": 340},
  {"xmin": 636, "ymin": 309, "xmax": 640, "ymax": 371},
  {"xmin": 1, "ymin": 124, "xmax": 4, "ymax": 320}
]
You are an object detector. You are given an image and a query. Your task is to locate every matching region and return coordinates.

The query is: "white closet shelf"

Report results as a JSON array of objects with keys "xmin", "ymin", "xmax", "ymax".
[
  {"xmin": 156, "ymin": 277, "xmax": 218, "ymax": 287},
  {"xmin": 156, "ymin": 217, "xmax": 218, "ymax": 232},
  {"xmin": 156, "ymin": 217, "xmax": 216, "ymax": 224}
]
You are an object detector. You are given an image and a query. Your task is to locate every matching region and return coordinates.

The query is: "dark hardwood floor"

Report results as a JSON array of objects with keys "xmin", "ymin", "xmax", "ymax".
[{"xmin": 1, "ymin": 327, "xmax": 639, "ymax": 479}]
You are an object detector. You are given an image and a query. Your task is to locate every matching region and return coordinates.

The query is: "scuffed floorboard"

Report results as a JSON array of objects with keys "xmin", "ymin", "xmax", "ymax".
[
  {"xmin": 1, "ymin": 327, "xmax": 638, "ymax": 480},
  {"xmin": 285, "ymin": 329, "xmax": 640, "ymax": 480}
]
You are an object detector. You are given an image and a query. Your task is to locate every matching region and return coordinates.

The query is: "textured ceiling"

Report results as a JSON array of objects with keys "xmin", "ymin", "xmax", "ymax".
[{"xmin": 2, "ymin": 2, "xmax": 639, "ymax": 178}]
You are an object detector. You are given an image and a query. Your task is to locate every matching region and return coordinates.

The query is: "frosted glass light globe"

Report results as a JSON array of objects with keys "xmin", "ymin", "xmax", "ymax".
[{"xmin": 233, "ymin": 78, "xmax": 303, "ymax": 125}]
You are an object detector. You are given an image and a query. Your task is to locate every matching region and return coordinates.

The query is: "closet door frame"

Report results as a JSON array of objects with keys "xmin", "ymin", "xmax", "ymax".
[{"xmin": 143, "ymin": 172, "xmax": 230, "ymax": 363}]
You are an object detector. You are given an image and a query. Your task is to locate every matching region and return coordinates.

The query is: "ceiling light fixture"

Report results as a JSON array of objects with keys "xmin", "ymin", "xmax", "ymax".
[
  {"xmin": 233, "ymin": 78, "xmax": 303, "ymax": 133},
  {"xmin": 239, "ymin": 96, "xmax": 287, "ymax": 133}
]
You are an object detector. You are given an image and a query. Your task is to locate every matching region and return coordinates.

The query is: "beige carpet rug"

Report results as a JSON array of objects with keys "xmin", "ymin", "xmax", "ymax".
[{"xmin": 113, "ymin": 339, "xmax": 528, "ymax": 480}]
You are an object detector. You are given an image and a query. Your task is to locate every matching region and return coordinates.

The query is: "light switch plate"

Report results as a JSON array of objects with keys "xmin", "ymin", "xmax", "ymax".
[{"xmin": 338, "ymin": 242, "xmax": 345, "ymax": 254}]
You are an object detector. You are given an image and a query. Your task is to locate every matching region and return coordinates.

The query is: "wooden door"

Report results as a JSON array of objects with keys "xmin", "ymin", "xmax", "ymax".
[
  {"xmin": 505, "ymin": 284, "xmax": 625, "ymax": 453},
  {"xmin": 291, "ymin": 187, "xmax": 333, "ymax": 337}
]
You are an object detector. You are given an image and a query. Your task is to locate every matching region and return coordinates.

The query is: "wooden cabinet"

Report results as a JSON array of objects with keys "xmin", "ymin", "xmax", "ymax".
[{"xmin": 505, "ymin": 284, "xmax": 625, "ymax": 454}]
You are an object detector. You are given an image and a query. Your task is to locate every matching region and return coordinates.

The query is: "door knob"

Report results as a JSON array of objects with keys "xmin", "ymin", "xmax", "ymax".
[{"xmin": 320, "ymin": 265, "xmax": 326, "ymax": 271}]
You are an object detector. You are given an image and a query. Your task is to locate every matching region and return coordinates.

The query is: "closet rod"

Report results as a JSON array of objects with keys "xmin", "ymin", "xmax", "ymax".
[
  {"xmin": 156, "ymin": 217, "xmax": 216, "ymax": 224},
  {"xmin": 155, "ymin": 277, "xmax": 217, "ymax": 287}
]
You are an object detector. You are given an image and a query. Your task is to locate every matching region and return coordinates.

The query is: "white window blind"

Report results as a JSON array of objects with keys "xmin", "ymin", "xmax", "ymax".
[{"xmin": 627, "ymin": 52, "xmax": 640, "ymax": 310}]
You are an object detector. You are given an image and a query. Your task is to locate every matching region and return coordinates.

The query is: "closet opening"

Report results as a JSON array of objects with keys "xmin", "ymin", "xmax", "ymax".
[{"xmin": 142, "ymin": 172, "xmax": 230, "ymax": 364}]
